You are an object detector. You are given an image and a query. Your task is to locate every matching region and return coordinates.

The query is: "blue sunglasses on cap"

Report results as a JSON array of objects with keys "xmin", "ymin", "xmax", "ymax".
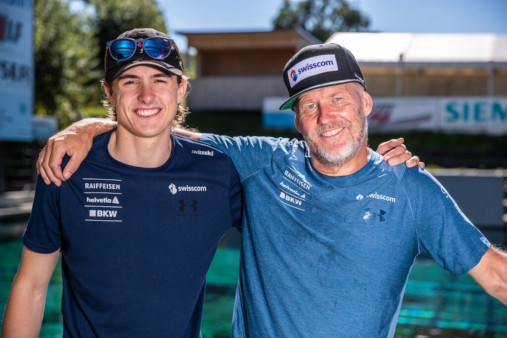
[{"xmin": 106, "ymin": 36, "xmax": 181, "ymax": 62}]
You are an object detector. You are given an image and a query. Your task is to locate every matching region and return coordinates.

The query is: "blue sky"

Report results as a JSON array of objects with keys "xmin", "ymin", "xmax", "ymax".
[{"xmin": 156, "ymin": 0, "xmax": 507, "ymax": 51}]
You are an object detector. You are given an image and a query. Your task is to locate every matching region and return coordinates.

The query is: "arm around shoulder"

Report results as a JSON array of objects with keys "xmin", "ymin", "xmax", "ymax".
[
  {"xmin": 376, "ymin": 137, "xmax": 425, "ymax": 168},
  {"xmin": 172, "ymin": 127, "xmax": 202, "ymax": 141},
  {"xmin": 1, "ymin": 247, "xmax": 60, "ymax": 337},
  {"xmin": 468, "ymin": 246, "xmax": 507, "ymax": 305},
  {"xmin": 37, "ymin": 118, "xmax": 116, "ymax": 186}
]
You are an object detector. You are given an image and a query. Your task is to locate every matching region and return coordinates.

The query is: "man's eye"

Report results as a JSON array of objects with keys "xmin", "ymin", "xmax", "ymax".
[
  {"xmin": 333, "ymin": 97, "xmax": 341, "ymax": 102},
  {"xmin": 307, "ymin": 103, "xmax": 316, "ymax": 110}
]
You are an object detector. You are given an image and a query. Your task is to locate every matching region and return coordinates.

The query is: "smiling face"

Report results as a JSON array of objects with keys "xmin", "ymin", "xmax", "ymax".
[
  {"xmin": 294, "ymin": 82, "xmax": 373, "ymax": 176},
  {"xmin": 105, "ymin": 65, "xmax": 187, "ymax": 141}
]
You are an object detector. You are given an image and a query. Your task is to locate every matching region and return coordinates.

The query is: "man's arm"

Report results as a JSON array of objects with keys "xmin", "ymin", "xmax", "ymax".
[
  {"xmin": 1, "ymin": 247, "xmax": 60, "ymax": 337},
  {"xmin": 37, "ymin": 118, "xmax": 116, "ymax": 186},
  {"xmin": 37, "ymin": 120, "xmax": 422, "ymax": 185},
  {"xmin": 172, "ymin": 127, "xmax": 202, "ymax": 140},
  {"xmin": 468, "ymin": 246, "xmax": 507, "ymax": 305}
]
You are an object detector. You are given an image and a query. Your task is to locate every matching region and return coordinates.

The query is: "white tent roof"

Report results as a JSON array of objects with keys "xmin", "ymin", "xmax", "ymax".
[{"xmin": 326, "ymin": 33, "xmax": 507, "ymax": 68}]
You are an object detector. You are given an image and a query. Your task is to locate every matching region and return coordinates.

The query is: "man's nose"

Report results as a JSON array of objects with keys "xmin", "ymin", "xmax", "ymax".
[
  {"xmin": 138, "ymin": 84, "xmax": 155, "ymax": 103},
  {"xmin": 317, "ymin": 102, "xmax": 336, "ymax": 124}
]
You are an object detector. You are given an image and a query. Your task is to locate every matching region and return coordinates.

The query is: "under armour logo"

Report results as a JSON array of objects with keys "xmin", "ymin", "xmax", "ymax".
[
  {"xmin": 363, "ymin": 208, "xmax": 386, "ymax": 222},
  {"xmin": 178, "ymin": 200, "xmax": 198, "ymax": 212}
]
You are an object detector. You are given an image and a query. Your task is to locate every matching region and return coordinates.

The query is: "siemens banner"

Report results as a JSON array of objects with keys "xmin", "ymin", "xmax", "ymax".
[
  {"xmin": 368, "ymin": 97, "xmax": 507, "ymax": 135},
  {"xmin": 443, "ymin": 98, "xmax": 507, "ymax": 134},
  {"xmin": 264, "ymin": 96, "xmax": 507, "ymax": 135},
  {"xmin": 0, "ymin": 0, "xmax": 33, "ymax": 141}
]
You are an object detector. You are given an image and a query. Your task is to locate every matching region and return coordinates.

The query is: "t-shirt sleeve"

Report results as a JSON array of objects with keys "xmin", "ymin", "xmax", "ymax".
[
  {"xmin": 22, "ymin": 176, "xmax": 62, "ymax": 253},
  {"xmin": 402, "ymin": 168, "xmax": 490, "ymax": 275},
  {"xmin": 200, "ymin": 134, "xmax": 290, "ymax": 179}
]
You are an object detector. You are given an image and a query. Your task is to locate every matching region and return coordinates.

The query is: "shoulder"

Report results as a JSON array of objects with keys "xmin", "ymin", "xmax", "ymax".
[
  {"xmin": 368, "ymin": 151, "xmax": 443, "ymax": 197},
  {"xmin": 203, "ymin": 133, "xmax": 298, "ymax": 147},
  {"xmin": 200, "ymin": 134, "xmax": 307, "ymax": 158},
  {"xmin": 172, "ymin": 134, "xmax": 233, "ymax": 163},
  {"xmin": 60, "ymin": 131, "xmax": 112, "ymax": 170},
  {"xmin": 370, "ymin": 151, "xmax": 431, "ymax": 181}
]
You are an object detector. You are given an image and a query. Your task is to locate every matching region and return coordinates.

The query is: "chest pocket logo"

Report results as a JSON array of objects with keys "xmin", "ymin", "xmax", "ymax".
[{"xmin": 363, "ymin": 208, "xmax": 386, "ymax": 222}]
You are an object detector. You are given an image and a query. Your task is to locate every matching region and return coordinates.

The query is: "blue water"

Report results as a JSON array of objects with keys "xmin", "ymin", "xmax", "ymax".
[{"xmin": 1, "ymin": 239, "xmax": 506, "ymax": 337}]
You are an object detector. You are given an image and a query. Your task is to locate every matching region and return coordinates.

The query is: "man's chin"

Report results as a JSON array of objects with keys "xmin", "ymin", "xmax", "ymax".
[{"xmin": 314, "ymin": 144, "xmax": 359, "ymax": 166}]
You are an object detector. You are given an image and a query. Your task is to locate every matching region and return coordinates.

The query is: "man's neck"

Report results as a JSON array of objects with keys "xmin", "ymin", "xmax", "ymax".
[
  {"xmin": 311, "ymin": 147, "xmax": 371, "ymax": 177},
  {"xmin": 107, "ymin": 129, "xmax": 172, "ymax": 168}
]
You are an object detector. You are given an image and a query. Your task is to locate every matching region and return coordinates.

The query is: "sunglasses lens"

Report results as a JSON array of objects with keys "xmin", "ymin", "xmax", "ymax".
[
  {"xmin": 144, "ymin": 37, "xmax": 172, "ymax": 59},
  {"xmin": 109, "ymin": 39, "xmax": 136, "ymax": 61}
]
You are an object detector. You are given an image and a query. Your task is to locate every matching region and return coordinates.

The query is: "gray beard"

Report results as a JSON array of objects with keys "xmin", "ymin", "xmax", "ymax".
[{"xmin": 309, "ymin": 117, "xmax": 368, "ymax": 168}]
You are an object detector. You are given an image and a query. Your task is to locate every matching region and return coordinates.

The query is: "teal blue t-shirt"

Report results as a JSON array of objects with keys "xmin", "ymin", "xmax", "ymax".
[{"xmin": 201, "ymin": 134, "xmax": 490, "ymax": 338}]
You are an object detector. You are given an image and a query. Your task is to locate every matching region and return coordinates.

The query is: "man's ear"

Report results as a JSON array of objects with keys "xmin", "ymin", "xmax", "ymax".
[
  {"xmin": 104, "ymin": 83, "xmax": 114, "ymax": 103},
  {"xmin": 177, "ymin": 78, "xmax": 188, "ymax": 104},
  {"xmin": 294, "ymin": 114, "xmax": 302, "ymax": 133},
  {"xmin": 362, "ymin": 90, "xmax": 373, "ymax": 117}
]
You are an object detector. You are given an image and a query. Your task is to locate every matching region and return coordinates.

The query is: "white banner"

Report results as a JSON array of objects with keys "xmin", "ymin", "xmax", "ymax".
[
  {"xmin": 369, "ymin": 97, "xmax": 507, "ymax": 135},
  {"xmin": 264, "ymin": 96, "xmax": 507, "ymax": 135},
  {"xmin": 441, "ymin": 97, "xmax": 507, "ymax": 135},
  {"xmin": 0, "ymin": 0, "xmax": 33, "ymax": 141},
  {"xmin": 369, "ymin": 98, "xmax": 439, "ymax": 132}
]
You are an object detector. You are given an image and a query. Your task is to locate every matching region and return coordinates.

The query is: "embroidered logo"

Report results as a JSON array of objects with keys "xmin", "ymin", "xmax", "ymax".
[
  {"xmin": 363, "ymin": 208, "xmax": 386, "ymax": 222},
  {"xmin": 287, "ymin": 54, "xmax": 338, "ymax": 88},
  {"xmin": 178, "ymin": 199, "xmax": 198, "ymax": 212},
  {"xmin": 191, "ymin": 149, "xmax": 214, "ymax": 156},
  {"xmin": 366, "ymin": 192, "xmax": 396, "ymax": 203},
  {"xmin": 169, "ymin": 183, "xmax": 207, "ymax": 195}
]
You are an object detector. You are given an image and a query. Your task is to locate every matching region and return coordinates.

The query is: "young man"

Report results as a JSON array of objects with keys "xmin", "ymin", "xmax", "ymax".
[{"xmin": 1, "ymin": 28, "xmax": 241, "ymax": 337}]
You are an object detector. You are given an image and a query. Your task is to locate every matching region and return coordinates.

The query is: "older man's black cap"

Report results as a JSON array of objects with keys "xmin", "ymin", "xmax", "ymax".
[{"xmin": 280, "ymin": 43, "xmax": 366, "ymax": 110}]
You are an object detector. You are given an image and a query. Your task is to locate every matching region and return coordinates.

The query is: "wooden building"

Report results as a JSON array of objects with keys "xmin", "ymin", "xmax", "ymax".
[
  {"xmin": 327, "ymin": 33, "xmax": 507, "ymax": 97},
  {"xmin": 179, "ymin": 30, "xmax": 507, "ymax": 112},
  {"xmin": 179, "ymin": 28, "xmax": 320, "ymax": 111}
]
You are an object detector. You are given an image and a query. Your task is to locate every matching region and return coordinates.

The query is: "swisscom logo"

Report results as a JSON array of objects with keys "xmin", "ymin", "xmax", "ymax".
[
  {"xmin": 287, "ymin": 54, "xmax": 338, "ymax": 88},
  {"xmin": 290, "ymin": 69, "xmax": 298, "ymax": 81}
]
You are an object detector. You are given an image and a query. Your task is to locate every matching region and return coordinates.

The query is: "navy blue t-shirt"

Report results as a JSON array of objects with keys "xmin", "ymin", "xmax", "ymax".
[{"xmin": 23, "ymin": 131, "xmax": 242, "ymax": 337}]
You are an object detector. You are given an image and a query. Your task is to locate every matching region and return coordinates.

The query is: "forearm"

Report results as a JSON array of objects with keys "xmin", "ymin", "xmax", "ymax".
[
  {"xmin": 1, "ymin": 279, "xmax": 47, "ymax": 337},
  {"xmin": 484, "ymin": 247, "xmax": 507, "ymax": 305},
  {"xmin": 2, "ymin": 248, "xmax": 60, "ymax": 337},
  {"xmin": 65, "ymin": 117, "xmax": 116, "ymax": 138},
  {"xmin": 172, "ymin": 127, "xmax": 202, "ymax": 140},
  {"xmin": 469, "ymin": 246, "xmax": 507, "ymax": 305}
]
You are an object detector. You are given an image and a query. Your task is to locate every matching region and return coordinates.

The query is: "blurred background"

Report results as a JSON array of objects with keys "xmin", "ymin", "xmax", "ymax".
[{"xmin": 1, "ymin": 0, "xmax": 506, "ymax": 337}]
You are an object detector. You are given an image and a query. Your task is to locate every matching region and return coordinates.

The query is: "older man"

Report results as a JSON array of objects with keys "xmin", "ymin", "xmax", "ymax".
[{"xmin": 194, "ymin": 44, "xmax": 506, "ymax": 336}]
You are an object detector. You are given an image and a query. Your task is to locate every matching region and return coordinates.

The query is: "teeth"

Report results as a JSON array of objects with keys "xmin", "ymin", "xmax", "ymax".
[
  {"xmin": 136, "ymin": 109, "xmax": 158, "ymax": 117},
  {"xmin": 322, "ymin": 128, "xmax": 343, "ymax": 137}
]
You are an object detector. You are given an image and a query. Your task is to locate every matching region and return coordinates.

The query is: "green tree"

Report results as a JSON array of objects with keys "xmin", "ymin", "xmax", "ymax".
[
  {"xmin": 34, "ymin": 0, "xmax": 100, "ymax": 127},
  {"xmin": 273, "ymin": 0, "xmax": 370, "ymax": 42}
]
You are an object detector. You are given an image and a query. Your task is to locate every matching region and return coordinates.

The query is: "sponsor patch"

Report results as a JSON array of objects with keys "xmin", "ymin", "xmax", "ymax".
[{"xmin": 287, "ymin": 54, "xmax": 338, "ymax": 88}]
